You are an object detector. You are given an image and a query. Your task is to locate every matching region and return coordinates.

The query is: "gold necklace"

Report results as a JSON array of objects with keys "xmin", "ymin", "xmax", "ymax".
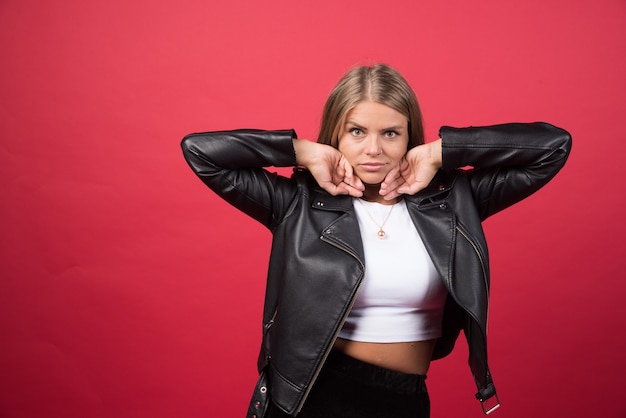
[{"xmin": 356, "ymin": 199, "xmax": 395, "ymax": 239}]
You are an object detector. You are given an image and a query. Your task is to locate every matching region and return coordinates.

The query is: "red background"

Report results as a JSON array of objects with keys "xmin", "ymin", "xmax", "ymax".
[{"xmin": 1, "ymin": 1, "xmax": 625, "ymax": 417}]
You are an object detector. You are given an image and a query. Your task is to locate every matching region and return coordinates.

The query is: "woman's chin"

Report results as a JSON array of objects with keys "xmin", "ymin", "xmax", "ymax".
[{"xmin": 356, "ymin": 173, "xmax": 386, "ymax": 186}]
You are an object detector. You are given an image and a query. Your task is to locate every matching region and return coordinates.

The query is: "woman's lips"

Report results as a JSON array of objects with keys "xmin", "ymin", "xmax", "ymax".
[{"xmin": 359, "ymin": 162, "xmax": 386, "ymax": 172}]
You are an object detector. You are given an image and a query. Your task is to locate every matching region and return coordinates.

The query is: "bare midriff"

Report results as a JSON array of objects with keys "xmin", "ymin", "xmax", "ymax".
[{"xmin": 333, "ymin": 337, "xmax": 436, "ymax": 375}]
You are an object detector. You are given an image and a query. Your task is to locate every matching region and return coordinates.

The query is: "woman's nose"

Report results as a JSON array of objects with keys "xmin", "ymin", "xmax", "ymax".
[{"xmin": 365, "ymin": 135, "xmax": 382, "ymax": 155}]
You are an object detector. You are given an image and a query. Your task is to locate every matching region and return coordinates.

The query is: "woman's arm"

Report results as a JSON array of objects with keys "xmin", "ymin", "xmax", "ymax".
[
  {"xmin": 441, "ymin": 122, "xmax": 572, "ymax": 220},
  {"xmin": 181, "ymin": 130, "xmax": 365, "ymax": 228},
  {"xmin": 181, "ymin": 129, "xmax": 300, "ymax": 228},
  {"xmin": 380, "ymin": 122, "xmax": 571, "ymax": 218}
]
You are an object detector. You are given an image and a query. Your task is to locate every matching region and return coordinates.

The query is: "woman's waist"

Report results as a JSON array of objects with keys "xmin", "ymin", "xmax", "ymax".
[{"xmin": 332, "ymin": 337, "xmax": 436, "ymax": 375}]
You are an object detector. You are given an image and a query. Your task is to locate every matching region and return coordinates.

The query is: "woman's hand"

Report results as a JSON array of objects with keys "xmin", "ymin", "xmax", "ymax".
[
  {"xmin": 379, "ymin": 139, "xmax": 443, "ymax": 200},
  {"xmin": 293, "ymin": 139, "xmax": 364, "ymax": 197}
]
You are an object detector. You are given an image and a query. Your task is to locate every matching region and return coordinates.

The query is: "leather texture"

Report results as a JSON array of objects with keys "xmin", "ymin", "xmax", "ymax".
[{"xmin": 181, "ymin": 123, "xmax": 571, "ymax": 416}]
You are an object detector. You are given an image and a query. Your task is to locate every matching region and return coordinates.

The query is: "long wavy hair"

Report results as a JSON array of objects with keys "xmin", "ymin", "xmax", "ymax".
[{"xmin": 316, "ymin": 64, "xmax": 424, "ymax": 150}]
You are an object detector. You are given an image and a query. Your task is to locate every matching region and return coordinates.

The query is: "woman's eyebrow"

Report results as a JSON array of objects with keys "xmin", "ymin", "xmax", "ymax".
[
  {"xmin": 345, "ymin": 121, "xmax": 406, "ymax": 131},
  {"xmin": 381, "ymin": 125, "xmax": 405, "ymax": 131},
  {"xmin": 345, "ymin": 120, "xmax": 367, "ymax": 130}
]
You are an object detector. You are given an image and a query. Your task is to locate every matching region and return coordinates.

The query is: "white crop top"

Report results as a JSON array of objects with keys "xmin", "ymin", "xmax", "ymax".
[{"xmin": 338, "ymin": 199, "xmax": 448, "ymax": 343}]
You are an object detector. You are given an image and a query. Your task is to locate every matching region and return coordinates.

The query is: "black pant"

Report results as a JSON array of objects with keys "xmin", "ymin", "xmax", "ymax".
[{"xmin": 267, "ymin": 349, "xmax": 430, "ymax": 418}]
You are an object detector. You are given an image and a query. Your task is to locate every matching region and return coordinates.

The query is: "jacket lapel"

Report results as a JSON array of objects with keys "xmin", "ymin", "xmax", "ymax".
[
  {"xmin": 311, "ymin": 192, "xmax": 365, "ymax": 265},
  {"xmin": 404, "ymin": 173, "xmax": 456, "ymax": 287},
  {"xmin": 309, "ymin": 171, "xmax": 456, "ymax": 287}
]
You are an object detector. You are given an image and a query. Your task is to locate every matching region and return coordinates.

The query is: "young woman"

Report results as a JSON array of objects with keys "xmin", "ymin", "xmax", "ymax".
[{"xmin": 181, "ymin": 64, "xmax": 571, "ymax": 418}]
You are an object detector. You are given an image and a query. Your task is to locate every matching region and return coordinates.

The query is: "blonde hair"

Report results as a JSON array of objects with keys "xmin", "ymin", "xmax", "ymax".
[{"xmin": 317, "ymin": 64, "xmax": 424, "ymax": 150}]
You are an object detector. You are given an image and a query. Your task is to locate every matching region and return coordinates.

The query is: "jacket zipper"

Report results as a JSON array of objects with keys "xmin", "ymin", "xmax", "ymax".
[
  {"xmin": 294, "ymin": 235, "xmax": 365, "ymax": 415},
  {"xmin": 455, "ymin": 224, "xmax": 488, "ymax": 298},
  {"xmin": 455, "ymin": 223, "xmax": 489, "ymax": 336},
  {"xmin": 456, "ymin": 222, "xmax": 498, "ymax": 405},
  {"xmin": 263, "ymin": 308, "xmax": 278, "ymax": 335}
]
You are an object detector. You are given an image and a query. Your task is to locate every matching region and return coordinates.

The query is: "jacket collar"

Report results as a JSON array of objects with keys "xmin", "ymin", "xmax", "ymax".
[
  {"xmin": 311, "ymin": 192, "xmax": 353, "ymax": 212},
  {"xmin": 311, "ymin": 170, "xmax": 455, "ymax": 287},
  {"xmin": 310, "ymin": 170, "xmax": 453, "ymax": 211}
]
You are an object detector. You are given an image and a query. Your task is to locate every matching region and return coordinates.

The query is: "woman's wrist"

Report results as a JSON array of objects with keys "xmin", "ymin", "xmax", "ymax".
[
  {"xmin": 293, "ymin": 139, "xmax": 312, "ymax": 167},
  {"xmin": 293, "ymin": 139, "xmax": 329, "ymax": 168},
  {"xmin": 430, "ymin": 139, "xmax": 443, "ymax": 169}
]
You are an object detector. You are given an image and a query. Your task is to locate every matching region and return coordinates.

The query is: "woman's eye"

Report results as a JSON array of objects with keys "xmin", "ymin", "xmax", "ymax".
[
  {"xmin": 384, "ymin": 131, "xmax": 397, "ymax": 138},
  {"xmin": 350, "ymin": 128, "xmax": 362, "ymax": 136}
]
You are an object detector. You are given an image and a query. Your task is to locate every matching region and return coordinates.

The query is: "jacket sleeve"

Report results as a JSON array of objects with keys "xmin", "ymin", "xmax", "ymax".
[
  {"xmin": 440, "ymin": 122, "xmax": 572, "ymax": 220},
  {"xmin": 180, "ymin": 129, "xmax": 299, "ymax": 229}
]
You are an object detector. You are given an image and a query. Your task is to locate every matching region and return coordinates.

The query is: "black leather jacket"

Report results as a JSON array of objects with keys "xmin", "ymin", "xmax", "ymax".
[{"xmin": 181, "ymin": 123, "xmax": 571, "ymax": 416}]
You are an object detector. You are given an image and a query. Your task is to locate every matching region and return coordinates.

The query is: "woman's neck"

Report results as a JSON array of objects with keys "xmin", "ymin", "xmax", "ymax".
[{"xmin": 361, "ymin": 185, "xmax": 399, "ymax": 205}]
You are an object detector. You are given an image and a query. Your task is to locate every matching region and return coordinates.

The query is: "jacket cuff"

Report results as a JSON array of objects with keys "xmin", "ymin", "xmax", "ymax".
[{"xmin": 439, "ymin": 125, "xmax": 477, "ymax": 169}]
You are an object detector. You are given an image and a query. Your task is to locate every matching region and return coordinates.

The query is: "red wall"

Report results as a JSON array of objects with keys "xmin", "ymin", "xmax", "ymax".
[{"xmin": 1, "ymin": 1, "xmax": 625, "ymax": 417}]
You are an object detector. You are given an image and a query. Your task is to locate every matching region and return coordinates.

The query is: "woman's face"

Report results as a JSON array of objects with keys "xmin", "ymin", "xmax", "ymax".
[{"xmin": 338, "ymin": 100, "xmax": 409, "ymax": 187}]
